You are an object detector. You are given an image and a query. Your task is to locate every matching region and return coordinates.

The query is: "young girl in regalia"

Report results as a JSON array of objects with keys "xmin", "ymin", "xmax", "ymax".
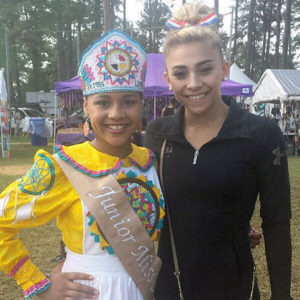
[{"xmin": 0, "ymin": 30, "xmax": 165, "ymax": 300}]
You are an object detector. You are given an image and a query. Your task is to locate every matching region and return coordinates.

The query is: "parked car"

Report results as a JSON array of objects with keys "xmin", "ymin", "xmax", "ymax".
[
  {"xmin": 10, "ymin": 107, "xmax": 46, "ymax": 130},
  {"xmin": 54, "ymin": 108, "xmax": 86, "ymax": 132},
  {"xmin": 10, "ymin": 107, "xmax": 53, "ymax": 137}
]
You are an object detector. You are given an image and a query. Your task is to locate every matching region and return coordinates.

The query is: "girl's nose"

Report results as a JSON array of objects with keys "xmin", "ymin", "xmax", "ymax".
[
  {"xmin": 187, "ymin": 73, "xmax": 202, "ymax": 90},
  {"xmin": 108, "ymin": 104, "xmax": 125, "ymax": 119}
]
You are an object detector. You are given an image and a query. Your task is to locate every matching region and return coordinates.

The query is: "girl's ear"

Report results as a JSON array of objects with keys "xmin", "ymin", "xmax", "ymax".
[
  {"xmin": 164, "ymin": 71, "xmax": 172, "ymax": 90},
  {"xmin": 83, "ymin": 98, "xmax": 88, "ymax": 117}
]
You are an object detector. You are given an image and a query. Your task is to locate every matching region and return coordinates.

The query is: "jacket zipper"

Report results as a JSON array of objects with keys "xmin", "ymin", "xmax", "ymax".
[{"xmin": 193, "ymin": 150, "xmax": 199, "ymax": 165}]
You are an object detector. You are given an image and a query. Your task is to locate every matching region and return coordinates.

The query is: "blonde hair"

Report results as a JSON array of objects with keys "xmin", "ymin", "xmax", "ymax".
[{"xmin": 163, "ymin": 2, "xmax": 223, "ymax": 60}]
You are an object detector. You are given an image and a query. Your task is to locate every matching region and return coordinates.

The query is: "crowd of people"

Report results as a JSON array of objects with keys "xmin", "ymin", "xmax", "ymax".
[{"xmin": 0, "ymin": 2, "xmax": 293, "ymax": 300}]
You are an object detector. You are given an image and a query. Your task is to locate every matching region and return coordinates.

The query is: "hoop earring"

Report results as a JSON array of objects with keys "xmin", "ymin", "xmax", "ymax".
[
  {"xmin": 169, "ymin": 85, "xmax": 172, "ymax": 91},
  {"xmin": 83, "ymin": 118, "xmax": 91, "ymax": 138}
]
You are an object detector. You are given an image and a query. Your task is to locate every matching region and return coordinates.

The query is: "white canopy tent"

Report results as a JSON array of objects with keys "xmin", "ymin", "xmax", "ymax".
[
  {"xmin": 229, "ymin": 63, "xmax": 257, "ymax": 90},
  {"xmin": 252, "ymin": 69, "xmax": 300, "ymax": 104},
  {"xmin": 252, "ymin": 70, "xmax": 300, "ymax": 156}
]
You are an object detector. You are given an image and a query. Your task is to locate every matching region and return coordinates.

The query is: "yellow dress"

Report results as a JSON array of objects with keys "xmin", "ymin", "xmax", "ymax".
[{"xmin": 0, "ymin": 141, "xmax": 165, "ymax": 299}]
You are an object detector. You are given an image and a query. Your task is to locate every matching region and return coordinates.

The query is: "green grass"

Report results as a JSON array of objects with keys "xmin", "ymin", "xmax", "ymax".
[
  {"xmin": 0, "ymin": 141, "xmax": 299, "ymax": 299},
  {"xmin": 0, "ymin": 136, "xmax": 54, "ymax": 166}
]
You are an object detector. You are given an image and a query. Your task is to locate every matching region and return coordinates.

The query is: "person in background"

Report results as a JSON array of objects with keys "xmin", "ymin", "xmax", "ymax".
[
  {"xmin": 14, "ymin": 108, "xmax": 22, "ymax": 136},
  {"xmin": 144, "ymin": 2, "xmax": 292, "ymax": 299},
  {"xmin": 161, "ymin": 98, "xmax": 177, "ymax": 117},
  {"xmin": 0, "ymin": 30, "xmax": 165, "ymax": 300}
]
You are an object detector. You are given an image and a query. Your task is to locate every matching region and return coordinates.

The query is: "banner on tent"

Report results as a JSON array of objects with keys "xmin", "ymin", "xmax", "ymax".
[{"xmin": 0, "ymin": 69, "xmax": 10, "ymax": 158}]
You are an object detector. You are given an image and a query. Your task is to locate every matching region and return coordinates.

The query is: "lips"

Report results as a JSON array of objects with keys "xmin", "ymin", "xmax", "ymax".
[
  {"xmin": 187, "ymin": 93, "xmax": 207, "ymax": 100},
  {"xmin": 106, "ymin": 124, "xmax": 128, "ymax": 133}
]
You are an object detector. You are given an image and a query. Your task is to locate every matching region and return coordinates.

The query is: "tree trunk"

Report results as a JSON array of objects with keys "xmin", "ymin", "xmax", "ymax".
[
  {"xmin": 109, "ymin": 0, "xmax": 115, "ymax": 29},
  {"xmin": 281, "ymin": 0, "xmax": 292, "ymax": 68},
  {"xmin": 214, "ymin": 0, "xmax": 219, "ymax": 17},
  {"xmin": 15, "ymin": 61, "xmax": 22, "ymax": 106},
  {"xmin": 103, "ymin": 0, "xmax": 110, "ymax": 31},
  {"xmin": 123, "ymin": 0, "xmax": 126, "ymax": 30},
  {"xmin": 245, "ymin": 0, "xmax": 256, "ymax": 76},
  {"xmin": 261, "ymin": 1, "xmax": 267, "ymax": 72},
  {"xmin": 265, "ymin": 17, "xmax": 272, "ymax": 69},
  {"xmin": 232, "ymin": 0, "xmax": 239, "ymax": 63},
  {"xmin": 67, "ymin": 22, "xmax": 73, "ymax": 78},
  {"xmin": 275, "ymin": 0, "xmax": 282, "ymax": 68},
  {"xmin": 94, "ymin": 0, "xmax": 102, "ymax": 30},
  {"xmin": 56, "ymin": 10, "xmax": 66, "ymax": 81}
]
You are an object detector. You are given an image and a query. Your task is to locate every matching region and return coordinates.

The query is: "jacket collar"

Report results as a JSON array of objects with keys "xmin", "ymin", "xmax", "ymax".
[{"xmin": 156, "ymin": 97, "xmax": 253, "ymax": 143}]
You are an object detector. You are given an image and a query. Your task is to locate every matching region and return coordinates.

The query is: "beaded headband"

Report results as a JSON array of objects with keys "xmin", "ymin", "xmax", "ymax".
[
  {"xmin": 78, "ymin": 30, "xmax": 147, "ymax": 96},
  {"xmin": 165, "ymin": 12, "xmax": 218, "ymax": 31}
]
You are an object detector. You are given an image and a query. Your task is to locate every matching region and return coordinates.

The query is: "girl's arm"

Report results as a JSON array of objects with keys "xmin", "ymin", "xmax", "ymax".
[
  {"xmin": 0, "ymin": 150, "xmax": 86, "ymax": 299},
  {"xmin": 256, "ymin": 121, "xmax": 292, "ymax": 299}
]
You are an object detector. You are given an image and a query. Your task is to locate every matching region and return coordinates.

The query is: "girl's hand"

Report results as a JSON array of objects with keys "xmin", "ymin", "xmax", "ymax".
[
  {"xmin": 248, "ymin": 225, "xmax": 262, "ymax": 249},
  {"xmin": 39, "ymin": 261, "xmax": 99, "ymax": 299}
]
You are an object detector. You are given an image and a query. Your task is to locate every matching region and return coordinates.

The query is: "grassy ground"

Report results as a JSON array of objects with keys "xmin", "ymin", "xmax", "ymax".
[{"xmin": 0, "ymin": 137, "xmax": 299, "ymax": 299}]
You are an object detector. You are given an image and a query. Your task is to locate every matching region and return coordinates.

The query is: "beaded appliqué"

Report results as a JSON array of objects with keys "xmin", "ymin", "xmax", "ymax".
[
  {"xmin": 19, "ymin": 153, "xmax": 55, "ymax": 195},
  {"xmin": 97, "ymin": 40, "xmax": 139, "ymax": 85}
]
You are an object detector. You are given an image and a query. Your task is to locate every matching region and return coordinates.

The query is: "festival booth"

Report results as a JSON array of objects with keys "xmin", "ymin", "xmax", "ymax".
[
  {"xmin": 252, "ymin": 69, "xmax": 300, "ymax": 155},
  {"xmin": 143, "ymin": 53, "xmax": 171, "ymax": 120},
  {"xmin": 229, "ymin": 63, "xmax": 256, "ymax": 110},
  {"xmin": 54, "ymin": 76, "xmax": 86, "ymax": 146},
  {"xmin": 54, "ymin": 54, "xmax": 254, "ymax": 146}
]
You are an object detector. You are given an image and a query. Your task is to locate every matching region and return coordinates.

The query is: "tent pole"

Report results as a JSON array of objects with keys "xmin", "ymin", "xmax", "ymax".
[
  {"xmin": 154, "ymin": 97, "xmax": 157, "ymax": 119},
  {"xmin": 53, "ymin": 94, "xmax": 57, "ymax": 153}
]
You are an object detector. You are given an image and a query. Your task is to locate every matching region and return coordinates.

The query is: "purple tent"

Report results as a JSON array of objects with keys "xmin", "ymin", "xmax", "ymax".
[
  {"xmin": 55, "ymin": 54, "xmax": 253, "ymax": 97},
  {"xmin": 55, "ymin": 76, "xmax": 82, "ymax": 94},
  {"xmin": 144, "ymin": 53, "xmax": 170, "ymax": 97},
  {"xmin": 221, "ymin": 79, "xmax": 253, "ymax": 97}
]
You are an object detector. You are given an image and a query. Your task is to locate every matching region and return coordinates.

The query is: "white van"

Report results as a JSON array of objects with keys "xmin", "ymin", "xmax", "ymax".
[{"xmin": 11, "ymin": 107, "xmax": 45, "ymax": 130}]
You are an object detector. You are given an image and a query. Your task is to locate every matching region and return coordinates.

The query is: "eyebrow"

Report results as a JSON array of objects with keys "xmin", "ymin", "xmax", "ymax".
[
  {"xmin": 171, "ymin": 59, "xmax": 214, "ymax": 70},
  {"xmin": 94, "ymin": 95, "xmax": 110, "ymax": 100},
  {"xmin": 93, "ymin": 93, "xmax": 139, "ymax": 100}
]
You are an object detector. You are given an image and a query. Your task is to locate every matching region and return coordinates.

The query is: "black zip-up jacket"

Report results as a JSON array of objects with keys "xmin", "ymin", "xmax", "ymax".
[{"xmin": 144, "ymin": 98, "xmax": 292, "ymax": 300}]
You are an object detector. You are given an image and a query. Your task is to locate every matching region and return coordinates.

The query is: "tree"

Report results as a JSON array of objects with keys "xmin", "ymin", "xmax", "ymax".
[
  {"xmin": 136, "ymin": 0, "xmax": 171, "ymax": 53},
  {"xmin": 274, "ymin": 0, "xmax": 282, "ymax": 68},
  {"xmin": 214, "ymin": 0, "xmax": 219, "ymax": 18},
  {"xmin": 281, "ymin": 0, "xmax": 292, "ymax": 67},
  {"xmin": 245, "ymin": 0, "xmax": 256, "ymax": 76},
  {"xmin": 231, "ymin": 0, "xmax": 239, "ymax": 63}
]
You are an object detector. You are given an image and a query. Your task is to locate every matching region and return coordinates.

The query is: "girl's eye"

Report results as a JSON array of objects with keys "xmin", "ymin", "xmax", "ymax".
[
  {"xmin": 123, "ymin": 99, "xmax": 138, "ymax": 106},
  {"xmin": 173, "ymin": 71, "xmax": 187, "ymax": 79},
  {"xmin": 97, "ymin": 100, "xmax": 110, "ymax": 108},
  {"xmin": 200, "ymin": 66, "xmax": 213, "ymax": 74}
]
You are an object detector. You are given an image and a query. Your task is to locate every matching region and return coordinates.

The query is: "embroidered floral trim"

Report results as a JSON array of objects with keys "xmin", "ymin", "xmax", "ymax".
[
  {"xmin": 128, "ymin": 148, "xmax": 155, "ymax": 171},
  {"xmin": 8, "ymin": 256, "xmax": 29, "ymax": 278},
  {"xmin": 24, "ymin": 278, "xmax": 51, "ymax": 300},
  {"xmin": 55, "ymin": 145, "xmax": 122, "ymax": 177}
]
